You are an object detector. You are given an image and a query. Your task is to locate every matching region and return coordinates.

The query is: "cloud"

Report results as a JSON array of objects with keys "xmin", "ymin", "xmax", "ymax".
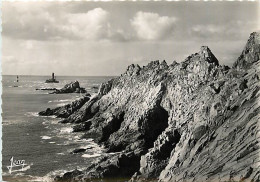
[
  {"xmin": 2, "ymin": 4, "xmax": 125, "ymax": 41},
  {"xmin": 60, "ymin": 8, "xmax": 110, "ymax": 40},
  {"xmin": 131, "ymin": 11, "xmax": 177, "ymax": 40},
  {"xmin": 190, "ymin": 21, "xmax": 259, "ymax": 41},
  {"xmin": 3, "ymin": 8, "xmax": 57, "ymax": 40}
]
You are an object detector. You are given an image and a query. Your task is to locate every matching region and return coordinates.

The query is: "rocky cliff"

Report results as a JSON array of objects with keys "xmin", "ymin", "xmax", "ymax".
[{"xmin": 42, "ymin": 32, "xmax": 260, "ymax": 182}]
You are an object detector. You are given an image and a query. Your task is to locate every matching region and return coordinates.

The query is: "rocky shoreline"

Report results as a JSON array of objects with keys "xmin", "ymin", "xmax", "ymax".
[{"xmin": 39, "ymin": 32, "xmax": 260, "ymax": 182}]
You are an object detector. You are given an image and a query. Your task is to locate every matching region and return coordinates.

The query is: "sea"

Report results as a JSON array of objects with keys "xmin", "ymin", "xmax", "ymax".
[{"xmin": 2, "ymin": 75, "xmax": 114, "ymax": 181}]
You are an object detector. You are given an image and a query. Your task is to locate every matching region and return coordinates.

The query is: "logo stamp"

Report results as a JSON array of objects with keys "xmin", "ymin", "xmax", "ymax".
[{"xmin": 7, "ymin": 156, "xmax": 26, "ymax": 174}]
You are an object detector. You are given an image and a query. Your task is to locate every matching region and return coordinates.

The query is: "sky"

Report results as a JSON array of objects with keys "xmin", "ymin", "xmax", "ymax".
[{"xmin": 2, "ymin": 1, "xmax": 260, "ymax": 76}]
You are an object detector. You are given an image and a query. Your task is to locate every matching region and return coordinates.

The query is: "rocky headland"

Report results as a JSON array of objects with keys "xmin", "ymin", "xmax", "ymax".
[{"xmin": 40, "ymin": 32, "xmax": 260, "ymax": 182}]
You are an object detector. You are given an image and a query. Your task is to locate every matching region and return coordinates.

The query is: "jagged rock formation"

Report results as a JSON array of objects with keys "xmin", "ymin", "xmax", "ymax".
[
  {"xmin": 41, "ymin": 32, "xmax": 260, "ymax": 182},
  {"xmin": 50, "ymin": 81, "xmax": 87, "ymax": 94},
  {"xmin": 39, "ymin": 95, "xmax": 91, "ymax": 118},
  {"xmin": 233, "ymin": 32, "xmax": 260, "ymax": 70}
]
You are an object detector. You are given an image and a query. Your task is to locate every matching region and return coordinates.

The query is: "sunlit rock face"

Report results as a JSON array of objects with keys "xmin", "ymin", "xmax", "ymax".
[
  {"xmin": 233, "ymin": 32, "xmax": 260, "ymax": 70},
  {"xmin": 50, "ymin": 32, "xmax": 260, "ymax": 182}
]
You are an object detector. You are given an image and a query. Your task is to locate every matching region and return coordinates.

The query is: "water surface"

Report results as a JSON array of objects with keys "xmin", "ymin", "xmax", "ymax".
[{"xmin": 2, "ymin": 75, "xmax": 114, "ymax": 181}]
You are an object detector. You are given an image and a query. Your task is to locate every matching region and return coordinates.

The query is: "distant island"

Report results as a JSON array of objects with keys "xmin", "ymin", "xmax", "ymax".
[{"xmin": 45, "ymin": 73, "xmax": 59, "ymax": 83}]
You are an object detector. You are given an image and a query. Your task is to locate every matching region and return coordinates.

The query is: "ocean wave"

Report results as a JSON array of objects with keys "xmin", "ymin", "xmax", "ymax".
[
  {"xmin": 2, "ymin": 121, "xmax": 12, "ymax": 126},
  {"xmin": 56, "ymin": 103, "xmax": 66, "ymax": 107},
  {"xmin": 73, "ymin": 136, "xmax": 80, "ymax": 140},
  {"xmin": 60, "ymin": 127, "xmax": 73, "ymax": 134},
  {"xmin": 81, "ymin": 143, "xmax": 100, "ymax": 150},
  {"xmin": 84, "ymin": 138, "xmax": 94, "ymax": 142},
  {"xmin": 9, "ymin": 85, "xmax": 22, "ymax": 88},
  {"xmin": 2, "ymin": 120, "xmax": 23, "ymax": 126},
  {"xmin": 81, "ymin": 153, "xmax": 101, "ymax": 158},
  {"xmin": 39, "ymin": 115, "xmax": 58, "ymax": 119},
  {"xmin": 75, "ymin": 140, "xmax": 105, "ymax": 158},
  {"xmin": 41, "ymin": 136, "xmax": 52, "ymax": 140},
  {"xmin": 26, "ymin": 112, "xmax": 39, "ymax": 117},
  {"xmin": 12, "ymin": 165, "xmax": 31, "ymax": 173},
  {"xmin": 48, "ymin": 99, "xmax": 74, "ymax": 103},
  {"xmin": 2, "ymin": 163, "xmax": 33, "ymax": 176},
  {"xmin": 28, "ymin": 175, "xmax": 53, "ymax": 182},
  {"xmin": 57, "ymin": 153, "xmax": 65, "ymax": 155},
  {"xmin": 29, "ymin": 169, "xmax": 68, "ymax": 182}
]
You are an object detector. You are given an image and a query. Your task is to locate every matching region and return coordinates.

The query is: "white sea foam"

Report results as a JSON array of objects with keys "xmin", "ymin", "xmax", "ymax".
[
  {"xmin": 2, "ymin": 121, "xmax": 11, "ymax": 126},
  {"xmin": 108, "ymin": 152, "xmax": 121, "ymax": 155},
  {"xmin": 81, "ymin": 153, "xmax": 101, "ymax": 158},
  {"xmin": 28, "ymin": 174, "xmax": 54, "ymax": 182},
  {"xmin": 2, "ymin": 120, "xmax": 23, "ymax": 126},
  {"xmin": 74, "ymin": 136, "xmax": 80, "ymax": 140},
  {"xmin": 78, "ymin": 140, "xmax": 105, "ymax": 157},
  {"xmin": 60, "ymin": 127, "xmax": 73, "ymax": 134},
  {"xmin": 30, "ymin": 169, "xmax": 68, "ymax": 182},
  {"xmin": 84, "ymin": 138, "xmax": 94, "ymax": 142},
  {"xmin": 59, "ymin": 99, "xmax": 74, "ymax": 102},
  {"xmin": 39, "ymin": 115, "xmax": 57, "ymax": 119},
  {"xmin": 57, "ymin": 153, "xmax": 65, "ymax": 155},
  {"xmin": 26, "ymin": 112, "xmax": 39, "ymax": 117},
  {"xmin": 6, "ymin": 163, "xmax": 32, "ymax": 174},
  {"xmin": 81, "ymin": 143, "xmax": 101, "ymax": 149},
  {"xmin": 56, "ymin": 103, "xmax": 66, "ymax": 107},
  {"xmin": 49, "ymin": 142, "xmax": 56, "ymax": 144},
  {"xmin": 41, "ymin": 136, "xmax": 52, "ymax": 140},
  {"xmin": 48, "ymin": 99, "xmax": 74, "ymax": 103},
  {"xmin": 14, "ymin": 172, "xmax": 26, "ymax": 176}
]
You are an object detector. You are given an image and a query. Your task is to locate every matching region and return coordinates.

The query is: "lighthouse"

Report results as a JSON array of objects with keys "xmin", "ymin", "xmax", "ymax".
[{"xmin": 45, "ymin": 73, "xmax": 59, "ymax": 83}]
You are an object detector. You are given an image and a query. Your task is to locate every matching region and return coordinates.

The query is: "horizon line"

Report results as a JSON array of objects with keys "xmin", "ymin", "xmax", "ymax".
[{"xmin": 1, "ymin": 74, "xmax": 118, "ymax": 77}]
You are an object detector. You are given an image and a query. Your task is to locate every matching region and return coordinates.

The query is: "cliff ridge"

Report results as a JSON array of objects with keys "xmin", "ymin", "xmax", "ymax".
[{"xmin": 40, "ymin": 32, "xmax": 260, "ymax": 182}]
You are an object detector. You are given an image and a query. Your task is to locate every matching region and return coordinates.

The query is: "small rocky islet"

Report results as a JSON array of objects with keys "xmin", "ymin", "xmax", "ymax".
[
  {"xmin": 39, "ymin": 32, "xmax": 260, "ymax": 182},
  {"xmin": 36, "ymin": 80, "xmax": 87, "ymax": 94}
]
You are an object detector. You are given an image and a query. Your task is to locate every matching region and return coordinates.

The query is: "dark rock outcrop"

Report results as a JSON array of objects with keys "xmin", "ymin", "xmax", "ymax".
[
  {"xmin": 70, "ymin": 148, "xmax": 86, "ymax": 154},
  {"xmin": 54, "ymin": 169, "xmax": 83, "ymax": 182},
  {"xmin": 233, "ymin": 32, "xmax": 260, "ymax": 69},
  {"xmin": 73, "ymin": 121, "xmax": 92, "ymax": 132},
  {"xmin": 50, "ymin": 81, "xmax": 87, "ymax": 94},
  {"xmin": 41, "ymin": 32, "xmax": 260, "ymax": 182},
  {"xmin": 38, "ymin": 95, "xmax": 90, "ymax": 118}
]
